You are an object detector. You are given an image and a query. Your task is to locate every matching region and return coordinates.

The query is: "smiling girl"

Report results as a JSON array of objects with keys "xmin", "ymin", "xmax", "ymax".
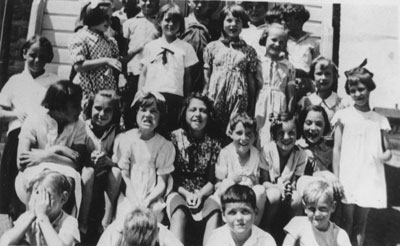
[
  {"xmin": 138, "ymin": 3, "xmax": 198, "ymax": 134},
  {"xmin": 332, "ymin": 60, "xmax": 392, "ymax": 246},
  {"xmin": 203, "ymin": 4, "xmax": 257, "ymax": 132}
]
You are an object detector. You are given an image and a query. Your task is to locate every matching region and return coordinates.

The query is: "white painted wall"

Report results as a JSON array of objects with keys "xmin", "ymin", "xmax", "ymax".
[{"xmin": 338, "ymin": 3, "xmax": 399, "ymax": 108}]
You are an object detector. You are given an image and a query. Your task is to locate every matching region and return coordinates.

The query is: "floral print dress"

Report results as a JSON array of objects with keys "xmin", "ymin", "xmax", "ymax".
[{"xmin": 203, "ymin": 40, "xmax": 257, "ymax": 129}]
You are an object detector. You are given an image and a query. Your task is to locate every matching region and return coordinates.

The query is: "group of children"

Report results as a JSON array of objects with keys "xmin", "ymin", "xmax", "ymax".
[{"xmin": 0, "ymin": 1, "xmax": 393, "ymax": 246}]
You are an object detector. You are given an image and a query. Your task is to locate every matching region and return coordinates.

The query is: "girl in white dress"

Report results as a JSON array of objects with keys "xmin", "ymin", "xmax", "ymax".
[{"xmin": 332, "ymin": 59, "xmax": 392, "ymax": 246}]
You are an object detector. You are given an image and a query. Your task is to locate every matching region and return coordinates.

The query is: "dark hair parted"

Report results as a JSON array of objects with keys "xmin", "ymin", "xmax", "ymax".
[
  {"xmin": 281, "ymin": 3, "xmax": 310, "ymax": 23},
  {"xmin": 157, "ymin": 3, "xmax": 185, "ymax": 35},
  {"xmin": 229, "ymin": 112, "xmax": 257, "ymax": 135},
  {"xmin": 20, "ymin": 35, "xmax": 54, "ymax": 63},
  {"xmin": 344, "ymin": 59, "xmax": 376, "ymax": 94},
  {"xmin": 270, "ymin": 112, "xmax": 301, "ymax": 141},
  {"xmin": 42, "ymin": 80, "xmax": 83, "ymax": 112},
  {"xmin": 299, "ymin": 105, "xmax": 331, "ymax": 137},
  {"xmin": 82, "ymin": 2, "xmax": 111, "ymax": 27},
  {"xmin": 309, "ymin": 56, "xmax": 339, "ymax": 93},
  {"xmin": 221, "ymin": 184, "xmax": 257, "ymax": 212},
  {"xmin": 85, "ymin": 89, "xmax": 121, "ymax": 126},
  {"xmin": 178, "ymin": 92, "xmax": 220, "ymax": 138},
  {"xmin": 219, "ymin": 4, "xmax": 250, "ymax": 34}
]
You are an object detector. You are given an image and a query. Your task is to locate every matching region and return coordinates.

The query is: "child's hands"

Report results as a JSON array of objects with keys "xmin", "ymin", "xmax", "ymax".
[
  {"xmin": 185, "ymin": 192, "xmax": 196, "ymax": 207},
  {"xmin": 233, "ymin": 174, "xmax": 243, "ymax": 184},
  {"xmin": 18, "ymin": 150, "xmax": 46, "ymax": 170},
  {"xmin": 50, "ymin": 146, "xmax": 79, "ymax": 162},
  {"xmin": 106, "ymin": 58, "xmax": 122, "ymax": 71},
  {"xmin": 15, "ymin": 110, "xmax": 28, "ymax": 122},
  {"xmin": 34, "ymin": 188, "xmax": 51, "ymax": 220}
]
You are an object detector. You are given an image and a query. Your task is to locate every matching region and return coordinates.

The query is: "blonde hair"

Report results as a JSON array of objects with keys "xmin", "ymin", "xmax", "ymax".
[
  {"xmin": 123, "ymin": 207, "xmax": 158, "ymax": 246},
  {"xmin": 302, "ymin": 180, "xmax": 334, "ymax": 206}
]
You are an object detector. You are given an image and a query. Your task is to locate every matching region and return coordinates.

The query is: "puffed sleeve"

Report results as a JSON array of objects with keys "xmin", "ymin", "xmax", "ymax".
[
  {"xmin": 245, "ymin": 46, "xmax": 258, "ymax": 73},
  {"xmin": 203, "ymin": 42, "xmax": 214, "ymax": 70},
  {"xmin": 68, "ymin": 33, "xmax": 88, "ymax": 64},
  {"xmin": 113, "ymin": 133, "xmax": 131, "ymax": 172},
  {"xmin": 380, "ymin": 115, "xmax": 391, "ymax": 132},
  {"xmin": 155, "ymin": 138, "xmax": 175, "ymax": 175},
  {"xmin": 215, "ymin": 147, "xmax": 229, "ymax": 181}
]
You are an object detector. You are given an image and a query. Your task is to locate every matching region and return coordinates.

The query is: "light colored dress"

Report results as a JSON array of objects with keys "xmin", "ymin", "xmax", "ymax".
[
  {"xmin": 287, "ymin": 32, "xmax": 320, "ymax": 73},
  {"xmin": 331, "ymin": 106, "xmax": 390, "ymax": 208},
  {"xmin": 284, "ymin": 216, "xmax": 351, "ymax": 246},
  {"xmin": 255, "ymin": 56, "xmax": 296, "ymax": 147},
  {"xmin": 112, "ymin": 129, "xmax": 175, "ymax": 219},
  {"xmin": 203, "ymin": 40, "xmax": 257, "ymax": 129}
]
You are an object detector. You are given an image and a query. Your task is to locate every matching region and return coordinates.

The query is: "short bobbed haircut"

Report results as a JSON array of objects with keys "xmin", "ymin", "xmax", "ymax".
[
  {"xmin": 221, "ymin": 184, "xmax": 257, "ymax": 212},
  {"xmin": 281, "ymin": 3, "xmax": 310, "ymax": 23},
  {"xmin": 219, "ymin": 4, "xmax": 250, "ymax": 33},
  {"xmin": 309, "ymin": 56, "xmax": 339, "ymax": 92},
  {"xmin": 344, "ymin": 68, "xmax": 376, "ymax": 95},
  {"xmin": 123, "ymin": 207, "xmax": 158, "ymax": 246},
  {"xmin": 302, "ymin": 180, "xmax": 335, "ymax": 206},
  {"xmin": 270, "ymin": 112, "xmax": 301, "ymax": 141},
  {"xmin": 299, "ymin": 105, "xmax": 330, "ymax": 137},
  {"xmin": 265, "ymin": 5, "xmax": 284, "ymax": 25},
  {"xmin": 157, "ymin": 3, "xmax": 185, "ymax": 35},
  {"xmin": 229, "ymin": 112, "xmax": 257, "ymax": 135},
  {"xmin": 131, "ymin": 92, "xmax": 167, "ymax": 131},
  {"xmin": 20, "ymin": 35, "xmax": 54, "ymax": 63},
  {"xmin": 42, "ymin": 80, "xmax": 83, "ymax": 112},
  {"xmin": 85, "ymin": 89, "xmax": 121, "ymax": 126}
]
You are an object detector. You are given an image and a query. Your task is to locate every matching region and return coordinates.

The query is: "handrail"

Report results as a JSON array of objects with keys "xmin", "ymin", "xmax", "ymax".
[{"xmin": 27, "ymin": 0, "xmax": 46, "ymax": 38}]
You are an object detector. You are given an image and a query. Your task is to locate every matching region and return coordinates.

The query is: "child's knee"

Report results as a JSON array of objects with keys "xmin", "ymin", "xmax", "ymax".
[
  {"xmin": 266, "ymin": 187, "xmax": 282, "ymax": 204},
  {"xmin": 290, "ymin": 190, "xmax": 302, "ymax": 210},
  {"xmin": 81, "ymin": 167, "xmax": 95, "ymax": 183},
  {"xmin": 171, "ymin": 207, "xmax": 188, "ymax": 222},
  {"xmin": 252, "ymin": 185, "xmax": 266, "ymax": 199}
]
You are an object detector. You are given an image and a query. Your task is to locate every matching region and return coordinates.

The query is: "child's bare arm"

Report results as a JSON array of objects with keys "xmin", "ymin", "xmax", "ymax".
[
  {"xmin": 333, "ymin": 122, "xmax": 343, "ymax": 178},
  {"xmin": 0, "ymin": 105, "xmax": 27, "ymax": 122},
  {"xmin": 247, "ymin": 72, "xmax": 257, "ymax": 116},
  {"xmin": 202, "ymin": 67, "xmax": 211, "ymax": 96},
  {"xmin": 381, "ymin": 130, "xmax": 392, "ymax": 162},
  {"xmin": 183, "ymin": 66, "xmax": 194, "ymax": 97},
  {"xmin": 74, "ymin": 58, "xmax": 121, "ymax": 72},
  {"xmin": 192, "ymin": 182, "xmax": 214, "ymax": 209},
  {"xmin": 0, "ymin": 212, "xmax": 36, "ymax": 246},
  {"xmin": 138, "ymin": 64, "xmax": 148, "ymax": 92},
  {"xmin": 143, "ymin": 174, "xmax": 168, "ymax": 208}
]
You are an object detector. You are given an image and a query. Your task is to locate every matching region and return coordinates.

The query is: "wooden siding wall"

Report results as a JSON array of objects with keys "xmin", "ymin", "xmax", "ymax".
[{"xmin": 28, "ymin": 0, "xmax": 334, "ymax": 79}]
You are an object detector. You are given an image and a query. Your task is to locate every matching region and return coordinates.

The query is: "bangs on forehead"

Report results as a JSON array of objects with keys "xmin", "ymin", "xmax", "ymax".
[
  {"xmin": 165, "ymin": 8, "xmax": 181, "ymax": 21},
  {"xmin": 138, "ymin": 96, "xmax": 157, "ymax": 108}
]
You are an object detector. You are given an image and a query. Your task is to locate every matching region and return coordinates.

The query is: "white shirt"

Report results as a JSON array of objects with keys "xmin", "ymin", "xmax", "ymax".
[
  {"xmin": 287, "ymin": 33, "xmax": 320, "ymax": 72},
  {"xmin": 141, "ymin": 37, "xmax": 198, "ymax": 96},
  {"xmin": 206, "ymin": 224, "xmax": 277, "ymax": 246},
  {"xmin": 0, "ymin": 70, "xmax": 59, "ymax": 134}
]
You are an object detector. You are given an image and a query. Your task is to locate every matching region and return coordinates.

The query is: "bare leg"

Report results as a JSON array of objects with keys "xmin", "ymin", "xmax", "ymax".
[
  {"xmin": 253, "ymin": 185, "xmax": 267, "ymax": 226},
  {"xmin": 170, "ymin": 207, "xmax": 189, "ymax": 244},
  {"xmin": 353, "ymin": 206, "xmax": 370, "ymax": 246},
  {"xmin": 79, "ymin": 167, "xmax": 95, "ymax": 234},
  {"xmin": 203, "ymin": 212, "xmax": 220, "ymax": 246},
  {"xmin": 103, "ymin": 167, "xmax": 122, "ymax": 229}
]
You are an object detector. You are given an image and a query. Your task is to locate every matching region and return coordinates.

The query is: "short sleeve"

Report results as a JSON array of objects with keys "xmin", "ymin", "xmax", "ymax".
[
  {"xmin": 58, "ymin": 215, "xmax": 80, "ymax": 244},
  {"xmin": 113, "ymin": 133, "xmax": 131, "ymax": 171},
  {"xmin": 97, "ymin": 223, "xmax": 124, "ymax": 246},
  {"xmin": 140, "ymin": 43, "xmax": 151, "ymax": 67},
  {"xmin": 72, "ymin": 120, "xmax": 86, "ymax": 145},
  {"xmin": 331, "ymin": 109, "xmax": 343, "ymax": 127},
  {"xmin": 336, "ymin": 227, "xmax": 352, "ymax": 246},
  {"xmin": 18, "ymin": 114, "xmax": 38, "ymax": 145},
  {"xmin": 0, "ymin": 76, "xmax": 16, "ymax": 108},
  {"xmin": 380, "ymin": 115, "xmax": 391, "ymax": 132},
  {"xmin": 284, "ymin": 216, "xmax": 303, "ymax": 239},
  {"xmin": 155, "ymin": 139, "xmax": 175, "ymax": 175},
  {"xmin": 122, "ymin": 20, "xmax": 132, "ymax": 39},
  {"xmin": 259, "ymin": 151, "xmax": 269, "ymax": 171},
  {"xmin": 183, "ymin": 42, "xmax": 199, "ymax": 68},
  {"xmin": 203, "ymin": 43, "xmax": 214, "ymax": 70},
  {"xmin": 68, "ymin": 34, "xmax": 88, "ymax": 64},
  {"xmin": 215, "ymin": 148, "xmax": 229, "ymax": 181},
  {"xmin": 246, "ymin": 46, "xmax": 258, "ymax": 73}
]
